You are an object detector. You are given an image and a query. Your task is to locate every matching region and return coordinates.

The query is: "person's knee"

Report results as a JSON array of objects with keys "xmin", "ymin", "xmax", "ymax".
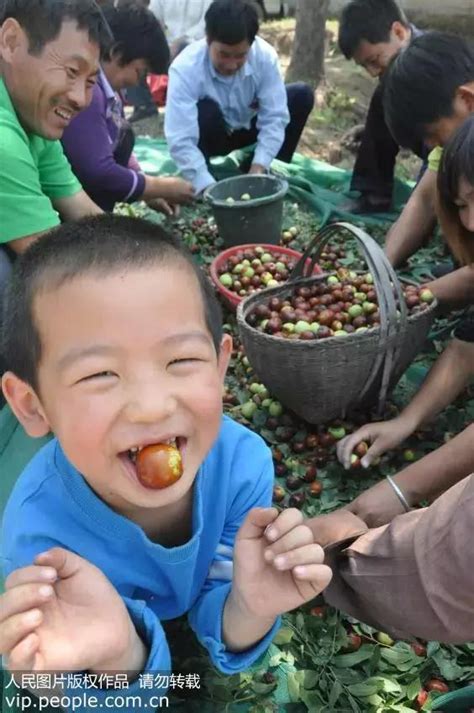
[
  {"xmin": 287, "ymin": 82, "xmax": 315, "ymax": 115},
  {"xmin": 197, "ymin": 97, "xmax": 223, "ymax": 124}
]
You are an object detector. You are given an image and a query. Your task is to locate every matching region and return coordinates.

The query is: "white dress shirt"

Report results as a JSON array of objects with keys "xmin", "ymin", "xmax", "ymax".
[
  {"xmin": 150, "ymin": 0, "xmax": 212, "ymax": 44},
  {"xmin": 164, "ymin": 36, "xmax": 290, "ymax": 193}
]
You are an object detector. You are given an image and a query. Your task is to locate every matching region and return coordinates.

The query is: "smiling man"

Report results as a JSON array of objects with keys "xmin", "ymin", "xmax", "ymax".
[
  {"xmin": 0, "ymin": 0, "xmax": 110, "ymax": 303},
  {"xmin": 164, "ymin": 0, "xmax": 314, "ymax": 195}
]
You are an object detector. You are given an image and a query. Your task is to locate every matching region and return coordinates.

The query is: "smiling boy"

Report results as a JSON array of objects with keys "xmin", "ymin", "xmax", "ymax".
[{"xmin": 0, "ymin": 216, "xmax": 331, "ymax": 708}]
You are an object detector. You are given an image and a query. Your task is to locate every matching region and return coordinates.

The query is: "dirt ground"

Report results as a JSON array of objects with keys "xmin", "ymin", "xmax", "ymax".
[{"xmin": 131, "ymin": 18, "xmax": 422, "ymax": 182}]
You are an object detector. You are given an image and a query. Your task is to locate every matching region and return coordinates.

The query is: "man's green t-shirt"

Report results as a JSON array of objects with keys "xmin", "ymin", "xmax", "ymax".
[{"xmin": 0, "ymin": 77, "xmax": 81, "ymax": 245}]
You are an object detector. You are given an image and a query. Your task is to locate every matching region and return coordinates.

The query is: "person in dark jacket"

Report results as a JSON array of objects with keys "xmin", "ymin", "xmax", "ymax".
[
  {"xmin": 61, "ymin": 3, "xmax": 194, "ymax": 213},
  {"xmin": 338, "ymin": 0, "xmax": 427, "ymax": 214}
]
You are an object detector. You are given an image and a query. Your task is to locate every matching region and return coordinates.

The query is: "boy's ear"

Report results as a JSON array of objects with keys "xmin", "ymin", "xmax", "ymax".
[
  {"xmin": 217, "ymin": 333, "xmax": 233, "ymax": 382},
  {"xmin": 1, "ymin": 372, "xmax": 51, "ymax": 437}
]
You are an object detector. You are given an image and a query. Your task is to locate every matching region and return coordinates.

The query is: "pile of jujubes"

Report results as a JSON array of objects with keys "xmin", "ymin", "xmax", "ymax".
[
  {"xmin": 218, "ymin": 245, "xmax": 300, "ymax": 298},
  {"xmin": 246, "ymin": 270, "xmax": 434, "ymax": 340}
]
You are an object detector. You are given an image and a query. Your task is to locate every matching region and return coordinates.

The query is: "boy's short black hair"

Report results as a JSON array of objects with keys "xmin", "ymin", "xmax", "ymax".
[
  {"xmin": 383, "ymin": 32, "xmax": 474, "ymax": 149},
  {"xmin": 205, "ymin": 0, "xmax": 259, "ymax": 46},
  {"xmin": 101, "ymin": 3, "xmax": 169, "ymax": 75},
  {"xmin": 338, "ymin": 0, "xmax": 408, "ymax": 59},
  {"xmin": 0, "ymin": 0, "xmax": 112, "ymax": 56},
  {"xmin": 1, "ymin": 216, "xmax": 223, "ymax": 392}
]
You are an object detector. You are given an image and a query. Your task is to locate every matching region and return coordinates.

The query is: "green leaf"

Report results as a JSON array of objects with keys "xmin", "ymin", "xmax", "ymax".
[
  {"xmin": 328, "ymin": 680, "xmax": 343, "ymax": 707},
  {"xmin": 405, "ymin": 677, "xmax": 422, "ymax": 700},
  {"xmin": 273, "ymin": 627, "xmax": 294, "ymax": 645},
  {"xmin": 380, "ymin": 647, "xmax": 418, "ymax": 669},
  {"xmin": 251, "ymin": 681, "xmax": 277, "ymax": 695},
  {"xmin": 287, "ymin": 672, "xmax": 301, "ymax": 702},
  {"xmin": 347, "ymin": 680, "xmax": 381, "ymax": 697},
  {"xmin": 299, "ymin": 689, "xmax": 325, "ymax": 709},
  {"xmin": 333, "ymin": 644, "xmax": 374, "ymax": 667},
  {"xmin": 268, "ymin": 651, "xmax": 285, "ymax": 668},
  {"xmin": 427, "ymin": 641, "xmax": 441, "ymax": 657},
  {"xmin": 303, "ymin": 670, "xmax": 319, "ymax": 689},
  {"xmin": 373, "ymin": 676, "xmax": 402, "ymax": 694},
  {"xmin": 432, "ymin": 650, "xmax": 465, "ymax": 681}
]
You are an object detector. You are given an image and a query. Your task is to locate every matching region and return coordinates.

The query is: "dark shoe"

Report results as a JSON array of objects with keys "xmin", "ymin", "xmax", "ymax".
[
  {"xmin": 129, "ymin": 105, "xmax": 158, "ymax": 123},
  {"xmin": 428, "ymin": 261, "xmax": 455, "ymax": 279},
  {"xmin": 340, "ymin": 194, "xmax": 392, "ymax": 215}
]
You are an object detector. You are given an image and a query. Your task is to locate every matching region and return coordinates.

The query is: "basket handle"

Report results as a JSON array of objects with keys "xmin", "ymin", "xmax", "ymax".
[{"xmin": 291, "ymin": 222, "xmax": 407, "ymax": 415}]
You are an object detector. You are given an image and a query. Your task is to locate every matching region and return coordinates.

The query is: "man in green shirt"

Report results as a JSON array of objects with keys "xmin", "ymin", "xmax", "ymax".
[{"xmin": 0, "ymin": 0, "xmax": 110, "ymax": 296}]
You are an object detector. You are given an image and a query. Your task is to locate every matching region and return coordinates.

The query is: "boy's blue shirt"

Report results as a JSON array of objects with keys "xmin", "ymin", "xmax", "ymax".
[{"xmin": 2, "ymin": 415, "xmax": 279, "ymax": 710}]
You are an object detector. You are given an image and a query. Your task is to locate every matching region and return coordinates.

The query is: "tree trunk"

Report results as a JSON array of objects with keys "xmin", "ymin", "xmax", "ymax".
[{"xmin": 286, "ymin": 0, "xmax": 330, "ymax": 89}]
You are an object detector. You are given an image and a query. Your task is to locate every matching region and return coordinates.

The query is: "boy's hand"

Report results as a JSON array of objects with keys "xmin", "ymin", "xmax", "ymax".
[
  {"xmin": 232, "ymin": 508, "xmax": 332, "ymax": 620},
  {"xmin": 0, "ymin": 548, "xmax": 147, "ymax": 675}
]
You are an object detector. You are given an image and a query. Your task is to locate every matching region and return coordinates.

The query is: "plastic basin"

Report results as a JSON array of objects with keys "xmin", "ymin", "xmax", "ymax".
[
  {"xmin": 204, "ymin": 174, "xmax": 289, "ymax": 247},
  {"xmin": 210, "ymin": 243, "xmax": 314, "ymax": 311}
]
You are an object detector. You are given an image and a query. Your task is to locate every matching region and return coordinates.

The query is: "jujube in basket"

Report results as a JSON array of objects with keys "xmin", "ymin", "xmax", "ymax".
[{"xmin": 237, "ymin": 223, "xmax": 438, "ymax": 424}]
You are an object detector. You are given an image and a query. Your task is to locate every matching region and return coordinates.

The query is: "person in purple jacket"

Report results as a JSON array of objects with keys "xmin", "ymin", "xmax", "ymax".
[{"xmin": 62, "ymin": 2, "xmax": 194, "ymax": 214}]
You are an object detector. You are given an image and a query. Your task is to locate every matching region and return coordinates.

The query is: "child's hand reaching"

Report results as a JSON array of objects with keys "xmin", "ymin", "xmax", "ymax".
[
  {"xmin": 0, "ymin": 548, "xmax": 147, "ymax": 676},
  {"xmin": 224, "ymin": 508, "xmax": 332, "ymax": 652}
]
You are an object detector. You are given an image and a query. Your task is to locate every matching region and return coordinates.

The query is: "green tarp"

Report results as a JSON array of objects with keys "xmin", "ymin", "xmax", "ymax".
[{"xmin": 133, "ymin": 137, "xmax": 414, "ymax": 228}]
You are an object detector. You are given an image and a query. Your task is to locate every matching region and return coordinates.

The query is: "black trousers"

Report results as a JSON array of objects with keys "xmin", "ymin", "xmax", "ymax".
[
  {"xmin": 197, "ymin": 82, "xmax": 314, "ymax": 163},
  {"xmin": 351, "ymin": 83, "xmax": 428, "ymax": 199}
]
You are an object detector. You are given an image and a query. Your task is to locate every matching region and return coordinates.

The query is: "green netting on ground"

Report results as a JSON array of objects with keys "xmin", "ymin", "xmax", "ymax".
[{"xmin": 133, "ymin": 137, "xmax": 414, "ymax": 228}]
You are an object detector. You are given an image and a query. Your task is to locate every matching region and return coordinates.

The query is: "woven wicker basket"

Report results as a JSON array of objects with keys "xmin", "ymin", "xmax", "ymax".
[{"xmin": 237, "ymin": 223, "xmax": 437, "ymax": 424}]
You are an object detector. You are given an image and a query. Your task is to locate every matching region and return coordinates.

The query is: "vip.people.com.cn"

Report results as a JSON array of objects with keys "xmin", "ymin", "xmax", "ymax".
[{"xmin": 3, "ymin": 671, "xmax": 201, "ymax": 710}]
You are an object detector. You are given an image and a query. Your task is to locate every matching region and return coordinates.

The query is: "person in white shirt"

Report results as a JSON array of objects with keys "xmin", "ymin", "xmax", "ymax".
[
  {"xmin": 150, "ymin": 0, "xmax": 213, "ymax": 56},
  {"xmin": 164, "ymin": 0, "xmax": 314, "ymax": 194}
]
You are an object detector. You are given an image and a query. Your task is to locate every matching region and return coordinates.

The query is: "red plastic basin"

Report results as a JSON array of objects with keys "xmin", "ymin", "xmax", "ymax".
[{"xmin": 210, "ymin": 243, "xmax": 322, "ymax": 311}]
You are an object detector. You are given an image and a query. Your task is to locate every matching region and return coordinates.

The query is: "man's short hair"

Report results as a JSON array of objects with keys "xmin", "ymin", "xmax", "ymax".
[
  {"xmin": 101, "ymin": 3, "xmax": 169, "ymax": 75},
  {"xmin": 205, "ymin": 0, "xmax": 259, "ymax": 46},
  {"xmin": 1, "ymin": 216, "xmax": 223, "ymax": 391},
  {"xmin": 338, "ymin": 0, "xmax": 408, "ymax": 59},
  {"xmin": 382, "ymin": 32, "xmax": 474, "ymax": 149},
  {"xmin": 0, "ymin": 0, "xmax": 112, "ymax": 56}
]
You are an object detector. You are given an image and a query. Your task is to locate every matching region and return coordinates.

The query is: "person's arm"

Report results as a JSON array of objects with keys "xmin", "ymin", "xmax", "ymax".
[
  {"xmin": 425, "ymin": 265, "xmax": 474, "ymax": 306},
  {"xmin": 0, "ymin": 121, "xmax": 74, "ymax": 248},
  {"xmin": 7, "ymin": 190, "xmax": 101, "ymax": 255},
  {"xmin": 385, "ymin": 168, "xmax": 437, "ymax": 267},
  {"xmin": 337, "ymin": 336, "xmax": 474, "ymax": 469},
  {"xmin": 8, "ymin": 231, "xmax": 49, "ymax": 254},
  {"xmin": 252, "ymin": 47, "xmax": 290, "ymax": 172},
  {"xmin": 187, "ymin": 456, "xmax": 281, "ymax": 672},
  {"xmin": 52, "ymin": 190, "xmax": 102, "ymax": 222},
  {"xmin": 164, "ymin": 64, "xmax": 215, "ymax": 194},
  {"xmin": 343, "ymin": 424, "xmax": 474, "ymax": 528},
  {"xmin": 323, "ymin": 473, "xmax": 474, "ymax": 644},
  {"xmin": 141, "ymin": 175, "xmax": 194, "ymax": 203},
  {"xmin": 8, "ymin": 191, "xmax": 101, "ymax": 254},
  {"xmin": 61, "ymin": 88, "xmax": 147, "ymax": 207}
]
